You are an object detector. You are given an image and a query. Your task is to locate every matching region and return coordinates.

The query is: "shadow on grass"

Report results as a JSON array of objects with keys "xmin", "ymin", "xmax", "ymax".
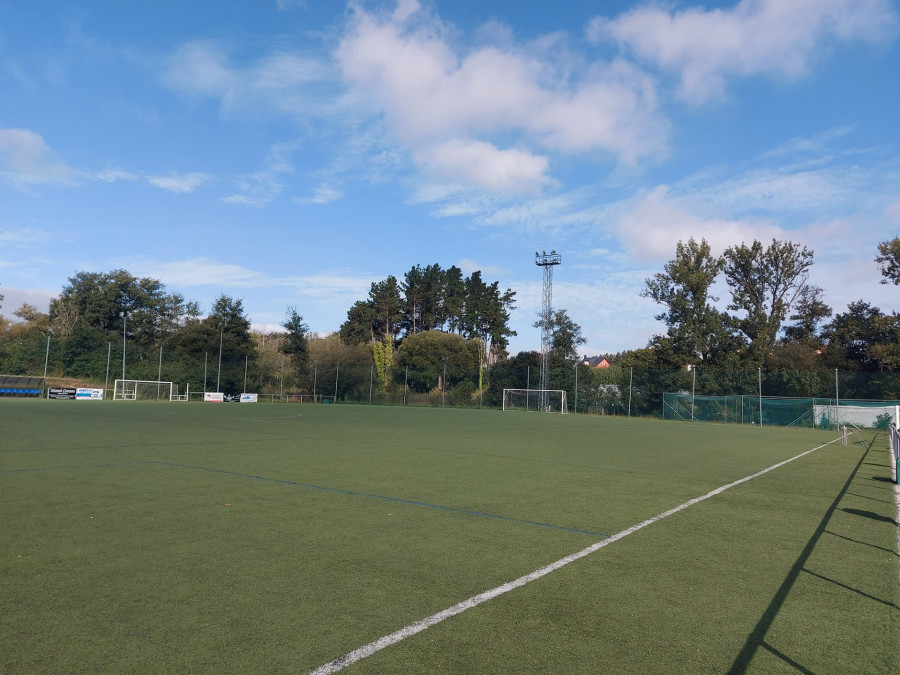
[
  {"xmin": 727, "ymin": 445, "xmax": 871, "ymax": 675},
  {"xmin": 840, "ymin": 507, "xmax": 898, "ymax": 526},
  {"xmin": 844, "ymin": 491, "xmax": 894, "ymax": 505},
  {"xmin": 825, "ymin": 530, "xmax": 899, "ymax": 557},
  {"xmin": 802, "ymin": 569, "xmax": 898, "ymax": 610}
]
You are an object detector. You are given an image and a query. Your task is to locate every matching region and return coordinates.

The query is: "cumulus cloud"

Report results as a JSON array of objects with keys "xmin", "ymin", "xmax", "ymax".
[
  {"xmin": 0, "ymin": 128, "xmax": 78, "ymax": 187},
  {"xmin": 590, "ymin": 0, "xmax": 898, "ymax": 103},
  {"xmin": 418, "ymin": 139, "xmax": 550, "ymax": 193},
  {"xmin": 335, "ymin": 2, "xmax": 667, "ymax": 192}
]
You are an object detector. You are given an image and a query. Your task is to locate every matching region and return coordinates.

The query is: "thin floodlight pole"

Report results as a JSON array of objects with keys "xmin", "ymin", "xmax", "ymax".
[
  {"xmin": 280, "ymin": 356, "xmax": 284, "ymax": 401},
  {"xmin": 216, "ymin": 322, "xmax": 225, "ymax": 393},
  {"xmin": 120, "ymin": 312, "xmax": 127, "ymax": 383},
  {"xmin": 313, "ymin": 362, "xmax": 318, "ymax": 403},
  {"xmin": 43, "ymin": 333, "xmax": 50, "ymax": 380},
  {"xmin": 203, "ymin": 352, "xmax": 208, "ymax": 393},
  {"xmin": 243, "ymin": 355, "xmax": 248, "ymax": 394},
  {"xmin": 334, "ymin": 362, "xmax": 339, "ymax": 403},
  {"xmin": 574, "ymin": 364, "xmax": 578, "ymax": 414},
  {"xmin": 442, "ymin": 358, "xmax": 447, "ymax": 408},
  {"xmin": 526, "ymin": 366, "xmax": 530, "ymax": 411},
  {"xmin": 628, "ymin": 367, "xmax": 633, "ymax": 418},
  {"xmin": 369, "ymin": 365, "xmax": 373, "ymax": 404},
  {"xmin": 157, "ymin": 346, "xmax": 163, "ymax": 399},
  {"xmin": 104, "ymin": 342, "xmax": 111, "ymax": 396},
  {"xmin": 404, "ymin": 366, "xmax": 408, "ymax": 406}
]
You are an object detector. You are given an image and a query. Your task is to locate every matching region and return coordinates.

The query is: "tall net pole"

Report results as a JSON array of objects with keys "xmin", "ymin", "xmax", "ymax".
[{"xmin": 535, "ymin": 251, "xmax": 561, "ymax": 411}]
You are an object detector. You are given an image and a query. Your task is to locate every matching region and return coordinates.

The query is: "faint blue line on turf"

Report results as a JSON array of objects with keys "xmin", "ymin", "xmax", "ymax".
[
  {"xmin": 151, "ymin": 461, "xmax": 607, "ymax": 538},
  {"xmin": 0, "ymin": 460, "xmax": 605, "ymax": 537}
]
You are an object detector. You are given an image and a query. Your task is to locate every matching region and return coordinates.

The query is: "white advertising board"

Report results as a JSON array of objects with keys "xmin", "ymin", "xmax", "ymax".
[
  {"xmin": 240, "ymin": 393, "xmax": 258, "ymax": 403},
  {"xmin": 204, "ymin": 392, "xmax": 224, "ymax": 402},
  {"xmin": 76, "ymin": 388, "xmax": 104, "ymax": 400}
]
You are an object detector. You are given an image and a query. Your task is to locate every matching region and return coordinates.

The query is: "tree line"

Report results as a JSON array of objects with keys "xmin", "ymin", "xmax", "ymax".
[
  {"xmin": 631, "ymin": 236, "xmax": 900, "ymax": 376},
  {"xmin": 0, "ymin": 236, "xmax": 897, "ymax": 408}
]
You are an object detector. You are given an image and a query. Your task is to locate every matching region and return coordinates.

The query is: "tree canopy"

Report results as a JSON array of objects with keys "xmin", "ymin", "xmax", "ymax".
[{"xmin": 339, "ymin": 263, "xmax": 516, "ymax": 359}]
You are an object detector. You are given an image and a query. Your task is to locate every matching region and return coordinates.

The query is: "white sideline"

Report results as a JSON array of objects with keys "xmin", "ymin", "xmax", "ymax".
[{"xmin": 309, "ymin": 437, "xmax": 842, "ymax": 674}]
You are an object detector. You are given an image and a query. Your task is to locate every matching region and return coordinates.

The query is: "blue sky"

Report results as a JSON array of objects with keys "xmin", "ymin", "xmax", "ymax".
[{"xmin": 1, "ymin": 0, "xmax": 898, "ymax": 355}]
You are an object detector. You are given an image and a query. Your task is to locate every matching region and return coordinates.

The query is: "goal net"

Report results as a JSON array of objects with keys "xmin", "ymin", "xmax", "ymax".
[
  {"xmin": 113, "ymin": 379, "xmax": 177, "ymax": 401},
  {"xmin": 502, "ymin": 389, "xmax": 569, "ymax": 413}
]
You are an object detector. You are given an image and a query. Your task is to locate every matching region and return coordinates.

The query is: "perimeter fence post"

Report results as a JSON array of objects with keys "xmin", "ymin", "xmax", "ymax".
[
  {"xmin": 628, "ymin": 367, "xmax": 633, "ymax": 418},
  {"xmin": 835, "ymin": 368, "xmax": 840, "ymax": 428},
  {"xmin": 334, "ymin": 362, "xmax": 339, "ymax": 403},
  {"xmin": 404, "ymin": 367, "xmax": 408, "ymax": 406},
  {"xmin": 691, "ymin": 367, "xmax": 696, "ymax": 422},
  {"xmin": 758, "ymin": 368, "xmax": 763, "ymax": 427}
]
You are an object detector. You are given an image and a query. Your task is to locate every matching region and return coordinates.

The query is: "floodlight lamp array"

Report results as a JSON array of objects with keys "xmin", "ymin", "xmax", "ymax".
[{"xmin": 535, "ymin": 250, "xmax": 561, "ymax": 266}]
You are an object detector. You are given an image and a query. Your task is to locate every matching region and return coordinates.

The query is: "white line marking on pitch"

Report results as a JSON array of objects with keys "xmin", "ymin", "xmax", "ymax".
[{"xmin": 309, "ymin": 438, "xmax": 842, "ymax": 674}]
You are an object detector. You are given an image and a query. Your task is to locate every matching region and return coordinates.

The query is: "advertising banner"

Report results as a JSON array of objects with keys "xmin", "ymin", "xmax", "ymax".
[
  {"xmin": 76, "ymin": 388, "xmax": 104, "ymax": 400},
  {"xmin": 240, "ymin": 393, "xmax": 258, "ymax": 403},
  {"xmin": 48, "ymin": 388, "xmax": 77, "ymax": 400},
  {"xmin": 204, "ymin": 392, "xmax": 224, "ymax": 402}
]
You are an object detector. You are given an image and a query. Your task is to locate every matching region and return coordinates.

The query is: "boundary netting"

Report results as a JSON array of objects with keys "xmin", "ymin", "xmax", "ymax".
[{"xmin": 664, "ymin": 393, "xmax": 900, "ymax": 429}]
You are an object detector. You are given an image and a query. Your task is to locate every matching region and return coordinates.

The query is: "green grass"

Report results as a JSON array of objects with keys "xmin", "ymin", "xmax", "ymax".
[{"xmin": 1, "ymin": 400, "xmax": 897, "ymax": 673}]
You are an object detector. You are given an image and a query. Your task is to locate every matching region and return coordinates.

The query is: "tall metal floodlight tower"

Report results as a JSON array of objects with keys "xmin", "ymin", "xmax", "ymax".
[{"xmin": 535, "ymin": 250, "xmax": 561, "ymax": 411}]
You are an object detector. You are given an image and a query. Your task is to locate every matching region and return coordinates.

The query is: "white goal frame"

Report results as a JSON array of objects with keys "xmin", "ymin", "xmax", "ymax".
[
  {"xmin": 113, "ymin": 379, "xmax": 187, "ymax": 401},
  {"xmin": 502, "ymin": 388, "xmax": 569, "ymax": 413}
]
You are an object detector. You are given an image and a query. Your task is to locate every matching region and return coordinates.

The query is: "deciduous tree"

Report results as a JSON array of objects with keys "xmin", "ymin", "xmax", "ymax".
[
  {"xmin": 875, "ymin": 237, "xmax": 900, "ymax": 285},
  {"xmin": 723, "ymin": 239, "xmax": 813, "ymax": 362},
  {"xmin": 642, "ymin": 238, "xmax": 734, "ymax": 364}
]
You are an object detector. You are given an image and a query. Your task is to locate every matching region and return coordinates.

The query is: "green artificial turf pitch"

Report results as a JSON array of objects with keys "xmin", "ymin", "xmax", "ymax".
[{"xmin": 1, "ymin": 400, "xmax": 897, "ymax": 673}]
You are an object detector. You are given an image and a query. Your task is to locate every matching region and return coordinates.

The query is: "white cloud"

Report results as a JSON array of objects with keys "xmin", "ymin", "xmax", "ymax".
[
  {"xmin": 147, "ymin": 171, "xmax": 211, "ymax": 194},
  {"xmin": 614, "ymin": 186, "xmax": 786, "ymax": 261},
  {"xmin": 163, "ymin": 41, "xmax": 332, "ymax": 117},
  {"xmin": 131, "ymin": 258, "xmax": 270, "ymax": 288},
  {"xmin": 335, "ymin": 3, "xmax": 667, "ymax": 192},
  {"xmin": 0, "ymin": 227, "xmax": 52, "ymax": 244},
  {"xmin": 93, "ymin": 168, "xmax": 139, "ymax": 183},
  {"xmin": 127, "ymin": 257, "xmax": 373, "ymax": 299},
  {"xmin": 0, "ymin": 286, "xmax": 57, "ymax": 317},
  {"xmin": 0, "ymin": 128, "xmax": 78, "ymax": 187},
  {"xmin": 418, "ymin": 139, "xmax": 550, "ymax": 194},
  {"xmin": 590, "ymin": 0, "xmax": 898, "ymax": 103},
  {"xmin": 296, "ymin": 184, "xmax": 343, "ymax": 205},
  {"xmin": 223, "ymin": 142, "xmax": 296, "ymax": 207},
  {"xmin": 457, "ymin": 258, "xmax": 508, "ymax": 278},
  {"xmin": 886, "ymin": 202, "xmax": 900, "ymax": 221}
]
